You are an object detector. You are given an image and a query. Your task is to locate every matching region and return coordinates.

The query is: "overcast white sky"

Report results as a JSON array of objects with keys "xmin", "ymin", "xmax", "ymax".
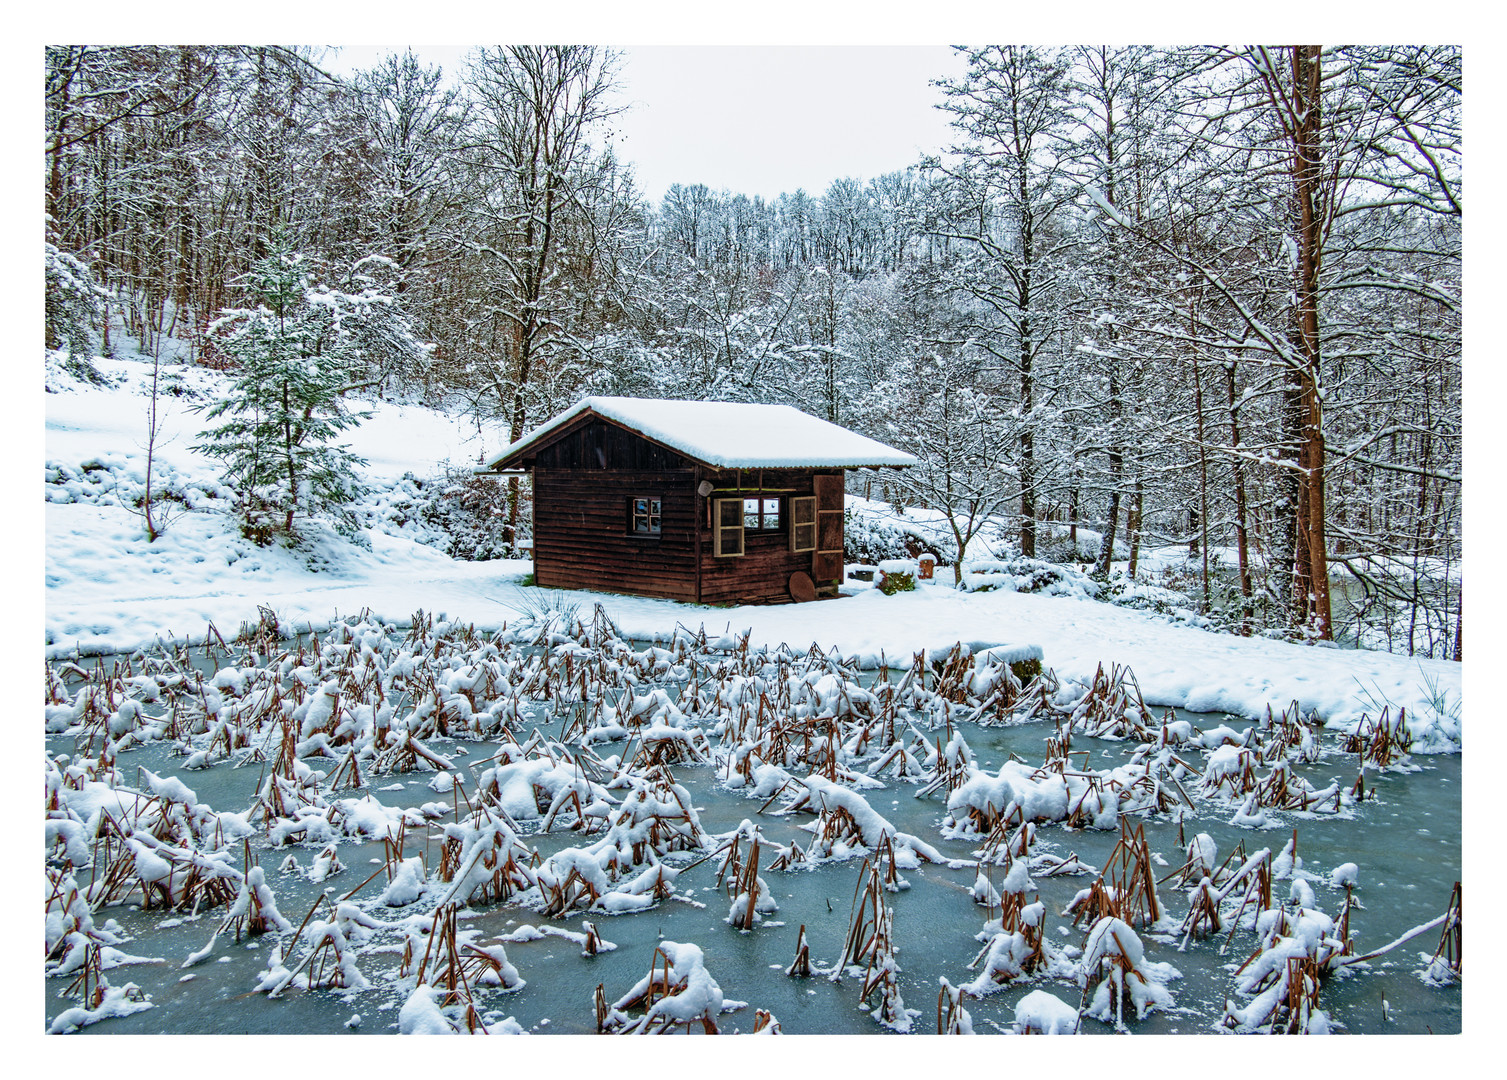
[{"xmin": 327, "ymin": 45, "xmax": 966, "ymax": 205}]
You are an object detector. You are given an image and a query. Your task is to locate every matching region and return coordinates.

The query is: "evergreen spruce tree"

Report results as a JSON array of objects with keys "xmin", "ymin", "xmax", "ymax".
[
  {"xmin": 44, "ymin": 239, "xmax": 107, "ymax": 383},
  {"xmin": 194, "ymin": 239, "xmax": 369, "ymax": 545}
]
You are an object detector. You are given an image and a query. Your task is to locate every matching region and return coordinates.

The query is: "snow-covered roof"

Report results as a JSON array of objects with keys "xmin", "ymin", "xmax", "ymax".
[{"xmin": 486, "ymin": 396, "xmax": 918, "ymax": 471}]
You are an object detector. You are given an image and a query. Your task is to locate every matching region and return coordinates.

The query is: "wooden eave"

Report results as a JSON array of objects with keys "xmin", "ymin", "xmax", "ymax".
[{"xmin": 483, "ymin": 409, "xmax": 700, "ymax": 472}]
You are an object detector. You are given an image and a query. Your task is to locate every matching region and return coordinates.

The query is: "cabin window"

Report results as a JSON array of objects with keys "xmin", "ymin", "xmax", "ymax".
[
  {"xmin": 629, "ymin": 496, "xmax": 662, "ymax": 535},
  {"xmin": 790, "ymin": 496, "xmax": 817, "ymax": 552},
  {"xmin": 742, "ymin": 496, "xmax": 782, "ymax": 532},
  {"xmin": 713, "ymin": 497, "xmax": 744, "ymax": 557}
]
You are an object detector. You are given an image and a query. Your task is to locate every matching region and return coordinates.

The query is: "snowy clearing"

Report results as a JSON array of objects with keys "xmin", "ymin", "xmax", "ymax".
[{"xmin": 44, "ymin": 352, "xmax": 1459, "ymax": 745}]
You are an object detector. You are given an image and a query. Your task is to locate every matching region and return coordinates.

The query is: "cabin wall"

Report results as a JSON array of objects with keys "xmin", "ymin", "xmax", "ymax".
[
  {"xmin": 532, "ymin": 468, "xmax": 700, "ymax": 601},
  {"xmin": 698, "ymin": 525, "xmax": 809, "ymax": 605},
  {"xmin": 528, "ymin": 422, "xmax": 702, "ymax": 601},
  {"xmin": 697, "ymin": 468, "xmax": 845, "ymax": 605},
  {"xmin": 522, "ymin": 420, "xmax": 849, "ymax": 605}
]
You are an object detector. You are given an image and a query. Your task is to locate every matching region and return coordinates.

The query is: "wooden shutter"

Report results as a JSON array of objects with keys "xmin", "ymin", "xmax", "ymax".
[
  {"xmin": 790, "ymin": 496, "xmax": 817, "ymax": 552},
  {"xmin": 811, "ymin": 474, "xmax": 845, "ymax": 582},
  {"xmin": 713, "ymin": 497, "xmax": 744, "ymax": 557}
]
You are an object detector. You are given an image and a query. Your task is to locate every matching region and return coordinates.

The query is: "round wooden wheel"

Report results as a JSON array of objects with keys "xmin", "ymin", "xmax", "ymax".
[{"xmin": 788, "ymin": 571, "xmax": 816, "ymax": 602}]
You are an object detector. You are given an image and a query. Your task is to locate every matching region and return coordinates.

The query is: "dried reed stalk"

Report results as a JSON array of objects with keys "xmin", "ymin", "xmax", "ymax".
[
  {"xmin": 1432, "ymin": 881, "xmax": 1462, "ymax": 975},
  {"xmin": 786, "ymin": 925, "xmax": 812, "ymax": 977},
  {"xmin": 937, "ymin": 978, "xmax": 973, "ymax": 1033}
]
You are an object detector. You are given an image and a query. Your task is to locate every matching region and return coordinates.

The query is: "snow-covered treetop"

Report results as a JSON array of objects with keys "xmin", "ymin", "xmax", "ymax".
[{"xmin": 487, "ymin": 396, "xmax": 919, "ymax": 471}]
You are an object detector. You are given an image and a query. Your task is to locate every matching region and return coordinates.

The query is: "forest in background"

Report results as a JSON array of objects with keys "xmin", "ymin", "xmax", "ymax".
[{"xmin": 42, "ymin": 45, "xmax": 1461, "ymax": 659}]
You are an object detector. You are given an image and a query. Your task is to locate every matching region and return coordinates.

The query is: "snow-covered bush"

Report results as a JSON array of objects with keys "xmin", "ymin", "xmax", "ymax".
[
  {"xmin": 45, "ymin": 455, "xmax": 235, "ymax": 512},
  {"xmin": 1033, "ymin": 521, "xmax": 1108, "ymax": 564},
  {"xmin": 876, "ymin": 560, "xmax": 917, "ymax": 595},
  {"xmin": 359, "ymin": 469, "xmax": 528, "ymax": 560},
  {"xmin": 845, "ymin": 507, "xmax": 937, "ymax": 564},
  {"xmin": 1102, "ymin": 570, "xmax": 1194, "ymax": 615},
  {"xmin": 419, "ymin": 469, "xmax": 528, "ymax": 559},
  {"xmin": 45, "ymin": 240, "xmax": 108, "ymax": 382},
  {"xmin": 1132, "ymin": 555, "xmax": 1268, "ymax": 636},
  {"xmin": 963, "ymin": 557, "xmax": 1098, "ymax": 598}
]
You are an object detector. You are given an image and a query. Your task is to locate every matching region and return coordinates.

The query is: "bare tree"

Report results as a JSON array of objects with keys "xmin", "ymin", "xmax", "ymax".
[
  {"xmin": 460, "ymin": 47, "xmax": 623, "ymax": 539},
  {"xmin": 930, "ymin": 46, "xmax": 1079, "ymax": 558},
  {"xmin": 885, "ymin": 356, "xmax": 1019, "ymax": 586}
]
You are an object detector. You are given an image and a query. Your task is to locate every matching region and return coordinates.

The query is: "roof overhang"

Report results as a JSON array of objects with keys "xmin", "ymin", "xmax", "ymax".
[{"xmin": 481, "ymin": 397, "xmax": 918, "ymax": 474}]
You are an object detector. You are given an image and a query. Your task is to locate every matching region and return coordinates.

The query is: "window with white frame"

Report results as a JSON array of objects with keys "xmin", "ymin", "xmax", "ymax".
[
  {"xmin": 629, "ymin": 496, "xmax": 662, "ymax": 535},
  {"xmin": 742, "ymin": 496, "xmax": 781, "ymax": 532}
]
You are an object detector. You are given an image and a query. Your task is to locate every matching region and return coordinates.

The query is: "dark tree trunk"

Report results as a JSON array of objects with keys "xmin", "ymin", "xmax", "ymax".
[
  {"xmin": 1291, "ymin": 45, "xmax": 1333, "ymax": 639},
  {"xmin": 1068, "ymin": 478, "xmax": 1079, "ymax": 547},
  {"xmin": 1017, "ymin": 158, "xmax": 1036, "ymax": 560},
  {"xmin": 1226, "ymin": 362, "xmax": 1254, "ymax": 634},
  {"xmin": 1190, "ymin": 342, "xmax": 1211, "ymax": 612},
  {"xmin": 1095, "ymin": 371, "xmax": 1122, "ymax": 578},
  {"xmin": 1126, "ymin": 480, "xmax": 1143, "ymax": 579}
]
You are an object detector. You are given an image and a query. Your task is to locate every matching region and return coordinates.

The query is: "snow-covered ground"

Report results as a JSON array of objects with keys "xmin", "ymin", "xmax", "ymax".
[{"xmin": 43, "ymin": 349, "xmax": 1461, "ymax": 746}]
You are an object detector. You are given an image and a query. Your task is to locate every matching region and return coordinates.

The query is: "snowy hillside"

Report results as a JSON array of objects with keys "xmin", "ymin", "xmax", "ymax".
[{"xmin": 43, "ymin": 349, "xmax": 1461, "ymax": 747}]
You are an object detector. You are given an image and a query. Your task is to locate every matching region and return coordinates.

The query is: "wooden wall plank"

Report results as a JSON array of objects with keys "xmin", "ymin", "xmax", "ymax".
[{"xmin": 532, "ymin": 463, "xmax": 699, "ymax": 600}]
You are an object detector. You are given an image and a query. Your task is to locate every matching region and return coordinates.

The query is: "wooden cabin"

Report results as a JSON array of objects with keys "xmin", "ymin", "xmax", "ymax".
[{"xmin": 481, "ymin": 397, "xmax": 917, "ymax": 605}]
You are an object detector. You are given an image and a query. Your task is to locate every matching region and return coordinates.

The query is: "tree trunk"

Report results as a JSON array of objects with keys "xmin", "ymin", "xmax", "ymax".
[
  {"xmin": 283, "ymin": 378, "xmax": 297, "ymax": 534},
  {"xmin": 1290, "ymin": 45, "xmax": 1333, "ymax": 639},
  {"xmin": 1068, "ymin": 476, "xmax": 1079, "ymax": 548},
  {"xmin": 1226, "ymin": 362, "xmax": 1254, "ymax": 634},
  {"xmin": 1093, "ymin": 73, "xmax": 1122, "ymax": 581},
  {"xmin": 1096, "ymin": 484, "xmax": 1120, "ymax": 578},
  {"xmin": 1095, "ymin": 366, "xmax": 1122, "ymax": 578},
  {"xmin": 48, "ymin": 51, "xmax": 75, "ymax": 227},
  {"xmin": 1189, "ymin": 342, "xmax": 1211, "ymax": 613},
  {"xmin": 1018, "ymin": 241, "xmax": 1036, "ymax": 556},
  {"xmin": 1280, "ymin": 366, "xmax": 1307, "ymax": 627},
  {"xmin": 1453, "ymin": 593, "xmax": 1462, "ymax": 662}
]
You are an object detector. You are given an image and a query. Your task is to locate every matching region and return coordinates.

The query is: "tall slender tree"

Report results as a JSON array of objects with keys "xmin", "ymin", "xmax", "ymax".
[
  {"xmin": 460, "ymin": 46, "xmax": 623, "ymax": 540},
  {"xmin": 930, "ymin": 46, "xmax": 1079, "ymax": 558}
]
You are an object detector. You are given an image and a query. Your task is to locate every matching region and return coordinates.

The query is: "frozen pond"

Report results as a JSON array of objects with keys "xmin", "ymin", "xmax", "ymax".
[{"xmin": 44, "ymin": 616, "xmax": 1461, "ymax": 1035}]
